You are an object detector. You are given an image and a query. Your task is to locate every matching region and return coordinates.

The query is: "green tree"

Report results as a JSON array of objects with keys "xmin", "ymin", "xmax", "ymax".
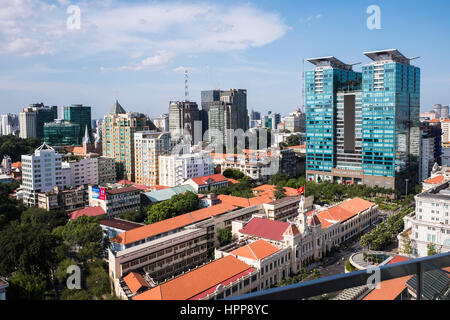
[
  {"xmin": 274, "ymin": 184, "xmax": 287, "ymax": 200},
  {"xmin": 222, "ymin": 168, "xmax": 244, "ymax": 180},
  {"xmin": 60, "ymin": 289, "xmax": 91, "ymax": 300},
  {"xmin": 55, "ymin": 258, "xmax": 78, "ymax": 284},
  {"xmin": 427, "ymin": 243, "xmax": 438, "ymax": 256},
  {"xmin": 7, "ymin": 271, "xmax": 50, "ymax": 300},
  {"xmin": 0, "ymin": 220, "xmax": 61, "ymax": 276},
  {"xmin": 86, "ymin": 262, "xmax": 110, "ymax": 299},
  {"xmin": 217, "ymin": 228, "xmax": 232, "ymax": 247}
]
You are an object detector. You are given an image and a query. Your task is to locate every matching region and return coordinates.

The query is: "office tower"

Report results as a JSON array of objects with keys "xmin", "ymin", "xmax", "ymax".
[
  {"xmin": 102, "ymin": 100, "xmax": 153, "ymax": 181},
  {"xmin": 200, "ymin": 90, "xmax": 221, "ymax": 135},
  {"xmin": 44, "ymin": 120, "xmax": 80, "ymax": 146},
  {"xmin": 19, "ymin": 103, "xmax": 57, "ymax": 139},
  {"xmin": 362, "ymin": 50, "xmax": 420, "ymax": 190},
  {"xmin": 264, "ymin": 111, "xmax": 281, "ymax": 130},
  {"xmin": 159, "ymin": 152, "xmax": 214, "ymax": 187},
  {"xmin": 19, "ymin": 108, "xmax": 37, "ymax": 139},
  {"xmin": 168, "ymin": 101, "xmax": 200, "ymax": 142},
  {"xmin": 1, "ymin": 114, "xmax": 19, "ymax": 136},
  {"xmin": 21, "ymin": 143, "xmax": 64, "ymax": 206},
  {"xmin": 249, "ymin": 110, "xmax": 261, "ymax": 129},
  {"xmin": 203, "ymin": 89, "xmax": 249, "ymax": 147},
  {"xmin": 305, "ymin": 56, "xmax": 362, "ymax": 178},
  {"xmin": 63, "ymin": 104, "xmax": 92, "ymax": 143},
  {"xmin": 134, "ymin": 131, "xmax": 172, "ymax": 187},
  {"xmin": 153, "ymin": 114, "xmax": 169, "ymax": 132},
  {"xmin": 442, "ymin": 106, "xmax": 449, "ymax": 119},
  {"xmin": 433, "ymin": 104, "xmax": 442, "ymax": 119},
  {"xmin": 208, "ymin": 101, "xmax": 226, "ymax": 145},
  {"xmin": 305, "ymin": 50, "xmax": 420, "ymax": 192}
]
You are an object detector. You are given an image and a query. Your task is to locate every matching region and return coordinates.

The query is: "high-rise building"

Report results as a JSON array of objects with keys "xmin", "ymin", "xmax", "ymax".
[
  {"xmin": 134, "ymin": 131, "xmax": 172, "ymax": 187},
  {"xmin": 63, "ymin": 104, "xmax": 92, "ymax": 143},
  {"xmin": 44, "ymin": 120, "xmax": 80, "ymax": 146},
  {"xmin": 0, "ymin": 114, "xmax": 19, "ymax": 136},
  {"xmin": 159, "ymin": 152, "xmax": 214, "ymax": 187},
  {"xmin": 19, "ymin": 103, "xmax": 57, "ymax": 139},
  {"xmin": 203, "ymin": 89, "xmax": 249, "ymax": 147},
  {"xmin": 200, "ymin": 90, "xmax": 221, "ymax": 135},
  {"xmin": 168, "ymin": 101, "xmax": 200, "ymax": 143},
  {"xmin": 98, "ymin": 156, "xmax": 116, "ymax": 185},
  {"xmin": 305, "ymin": 50, "xmax": 420, "ymax": 192},
  {"xmin": 21, "ymin": 143, "xmax": 65, "ymax": 206},
  {"xmin": 102, "ymin": 100, "xmax": 154, "ymax": 181},
  {"xmin": 153, "ymin": 114, "xmax": 169, "ymax": 132}
]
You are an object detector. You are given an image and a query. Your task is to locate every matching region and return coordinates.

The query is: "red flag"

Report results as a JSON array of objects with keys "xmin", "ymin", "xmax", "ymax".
[{"xmin": 297, "ymin": 186, "xmax": 305, "ymax": 195}]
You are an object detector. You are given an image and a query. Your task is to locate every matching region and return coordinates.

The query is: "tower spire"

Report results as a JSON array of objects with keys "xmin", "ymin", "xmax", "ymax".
[
  {"xmin": 185, "ymin": 69, "xmax": 189, "ymax": 101},
  {"xmin": 83, "ymin": 125, "xmax": 90, "ymax": 145}
]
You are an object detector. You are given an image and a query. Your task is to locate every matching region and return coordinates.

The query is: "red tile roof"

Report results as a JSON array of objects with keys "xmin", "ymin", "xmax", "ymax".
[
  {"xmin": 190, "ymin": 174, "xmax": 228, "ymax": 186},
  {"xmin": 111, "ymin": 203, "xmax": 238, "ymax": 245},
  {"xmin": 99, "ymin": 219, "xmax": 143, "ymax": 231},
  {"xmin": 230, "ymin": 239, "xmax": 280, "ymax": 260},
  {"xmin": 217, "ymin": 194, "xmax": 275, "ymax": 207},
  {"xmin": 69, "ymin": 206, "xmax": 105, "ymax": 220},
  {"xmin": 315, "ymin": 198, "xmax": 376, "ymax": 229},
  {"xmin": 107, "ymin": 186, "xmax": 140, "ymax": 195},
  {"xmin": 363, "ymin": 256, "xmax": 411, "ymax": 300},
  {"xmin": 252, "ymin": 184, "xmax": 298, "ymax": 196},
  {"xmin": 424, "ymin": 175, "xmax": 445, "ymax": 185},
  {"xmin": 133, "ymin": 255, "xmax": 254, "ymax": 300},
  {"xmin": 11, "ymin": 161, "xmax": 21, "ymax": 168},
  {"xmin": 239, "ymin": 217, "xmax": 291, "ymax": 241},
  {"xmin": 123, "ymin": 272, "xmax": 149, "ymax": 294}
]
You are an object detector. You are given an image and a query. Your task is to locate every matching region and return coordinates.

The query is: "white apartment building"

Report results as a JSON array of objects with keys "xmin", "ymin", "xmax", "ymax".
[
  {"xmin": 63, "ymin": 156, "xmax": 99, "ymax": 188},
  {"xmin": 1, "ymin": 113, "xmax": 19, "ymax": 136},
  {"xmin": 19, "ymin": 108, "xmax": 37, "ymax": 138},
  {"xmin": 400, "ymin": 182, "xmax": 450, "ymax": 257},
  {"xmin": 134, "ymin": 131, "xmax": 172, "ymax": 187},
  {"xmin": 21, "ymin": 143, "xmax": 64, "ymax": 206},
  {"xmin": 441, "ymin": 119, "xmax": 450, "ymax": 144},
  {"xmin": 159, "ymin": 152, "xmax": 214, "ymax": 187}
]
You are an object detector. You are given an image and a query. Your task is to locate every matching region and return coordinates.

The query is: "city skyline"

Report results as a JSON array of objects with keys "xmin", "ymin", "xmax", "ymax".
[{"xmin": 2, "ymin": 0, "xmax": 450, "ymax": 118}]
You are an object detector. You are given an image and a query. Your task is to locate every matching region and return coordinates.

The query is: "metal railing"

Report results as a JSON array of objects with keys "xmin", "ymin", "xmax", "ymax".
[{"xmin": 228, "ymin": 252, "xmax": 450, "ymax": 300}]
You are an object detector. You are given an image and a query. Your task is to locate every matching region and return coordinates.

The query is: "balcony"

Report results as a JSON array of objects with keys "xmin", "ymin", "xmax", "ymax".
[{"xmin": 228, "ymin": 252, "xmax": 450, "ymax": 300}]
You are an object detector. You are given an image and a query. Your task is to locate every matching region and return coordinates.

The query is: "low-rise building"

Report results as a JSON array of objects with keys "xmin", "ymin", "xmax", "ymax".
[
  {"xmin": 88, "ymin": 185, "xmax": 141, "ymax": 217},
  {"xmin": 183, "ymin": 174, "xmax": 229, "ymax": 193},
  {"xmin": 132, "ymin": 255, "xmax": 258, "ymax": 300},
  {"xmin": 37, "ymin": 185, "xmax": 87, "ymax": 212},
  {"xmin": 399, "ymin": 181, "xmax": 450, "ymax": 257},
  {"xmin": 98, "ymin": 156, "xmax": 116, "ymax": 185},
  {"xmin": 100, "ymin": 218, "xmax": 144, "ymax": 239}
]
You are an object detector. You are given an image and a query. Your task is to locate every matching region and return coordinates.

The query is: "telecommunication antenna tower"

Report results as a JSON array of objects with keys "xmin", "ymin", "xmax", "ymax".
[{"xmin": 185, "ymin": 69, "xmax": 189, "ymax": 101}]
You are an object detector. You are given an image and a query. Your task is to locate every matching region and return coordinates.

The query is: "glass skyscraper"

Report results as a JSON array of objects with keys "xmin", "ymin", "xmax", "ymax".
[
  {"xmin": 305, "ymin": 50, "xmax": 420, "ymax": 191},
  {"xmin": 44, "ymin": 120, "xmax": 80, "ymax": 146},
  {"xmin": 63, "ymin": 104, "xmax": 92, "ymax": 144}
]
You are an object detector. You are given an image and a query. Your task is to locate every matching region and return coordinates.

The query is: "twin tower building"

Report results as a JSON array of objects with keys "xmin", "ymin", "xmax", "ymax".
[{"xmin": 305, "ymin": 49, "xmax": 420, "ymax": 192}]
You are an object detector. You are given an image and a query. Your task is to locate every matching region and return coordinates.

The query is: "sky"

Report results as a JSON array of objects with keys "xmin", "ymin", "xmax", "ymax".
[{"xmin": 1, "ymin": 0, "xmax": 450, "ymax": 119}]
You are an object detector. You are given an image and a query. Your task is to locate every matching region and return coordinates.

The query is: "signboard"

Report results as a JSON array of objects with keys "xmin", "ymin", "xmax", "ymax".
[{"xmin": 91, "ymin": 187, "xmax": 106, "ymax": 200}]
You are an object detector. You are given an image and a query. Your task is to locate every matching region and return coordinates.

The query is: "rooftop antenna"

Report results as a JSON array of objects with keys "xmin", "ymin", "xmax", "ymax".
[{"xmin": 184, "ymin": 69, "xmax": 189, "ymax": 102}]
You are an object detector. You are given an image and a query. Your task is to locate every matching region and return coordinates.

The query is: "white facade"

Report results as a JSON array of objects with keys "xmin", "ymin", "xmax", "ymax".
[
  {"xmin": 63, "ymin": 157, "xmax": 99, "ymax": 188},
  {"xmin": 153, "ymin": 114, "xmax": 169, "ymax": 132},
  {"xmin": 21, "ymin": 144, "xmax": 64, "ymax": 206},
  {"xmin": 19, "ymin": 109, "xmax": 37, "ymax": 139},
  {"xmin": 159, "ymin": 152, "xmax": 214, "ymax": 187},
  {"xmin": 401, "ymin": 185, "xmax": 450, "ymax": 257},
  {"xmin": 134, "ymin": 131, "xmax": 172, "ymax": 186},
  {"xmin": 441, "ymin": 120, "xmax": 450, "ymax": 144},
  {"xmin": 1, "ymin": 114, "xmax": 19, "ymax": 136}
]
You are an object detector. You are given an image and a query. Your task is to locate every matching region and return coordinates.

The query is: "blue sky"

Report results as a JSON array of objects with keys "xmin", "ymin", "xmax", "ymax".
[{"xmin": 1, "ymin": 0, "xmax": 449, "ymax": 119}]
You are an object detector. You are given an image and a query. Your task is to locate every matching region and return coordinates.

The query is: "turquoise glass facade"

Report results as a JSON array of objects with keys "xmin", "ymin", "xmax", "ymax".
[
  {"xmin": 362, "ymin": 62, "xmax": 420, "ymax": 177},
  {"xmin": 305, "ymin": 62, "xmax": 361, "ymax": 172}
]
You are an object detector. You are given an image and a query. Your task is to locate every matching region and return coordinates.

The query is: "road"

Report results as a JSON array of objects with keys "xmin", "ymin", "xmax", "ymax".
[{"xmin": 318, "ymin": 240, "xmax": 363, "ymax": 278}]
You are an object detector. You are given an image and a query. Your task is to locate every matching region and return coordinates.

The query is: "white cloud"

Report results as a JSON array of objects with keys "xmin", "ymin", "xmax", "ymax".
[
  {"xmin": 0, "ymin": 1, "xmax": 289, "ymax": 70},
  {"xmin": 173, "ymin": 66, "xmax": 198, "ymax": 74}
]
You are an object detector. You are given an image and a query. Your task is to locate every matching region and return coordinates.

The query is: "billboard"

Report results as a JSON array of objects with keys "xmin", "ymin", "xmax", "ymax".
[{"xmin": 91, "ymin": 187, "xmax": 106, "ymax": 200}]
